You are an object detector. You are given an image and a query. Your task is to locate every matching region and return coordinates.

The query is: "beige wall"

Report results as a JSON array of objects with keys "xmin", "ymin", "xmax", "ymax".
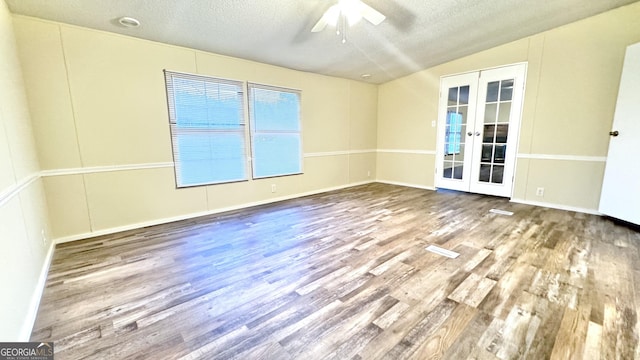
[
  {"xmin": 11, "ymin": 2, "xmax": 640, "ymax": 247},
  {"xmin": 377, "ymin": 2, "xmax": 640, "ymax": 212},
  {"xmin": 4, "ymin": 0, "xmax": 640, "ymax": 340},
  {"xmin": 0, "ymin": 0, "xmax": 52, "ymax": 340},
  {"xmin": 6, "ymin": 3, "xmax": 639, "ymax": 234},
  {"xmin": 12, "ymin": 16, "xmax": 378, "ymax": 241}
]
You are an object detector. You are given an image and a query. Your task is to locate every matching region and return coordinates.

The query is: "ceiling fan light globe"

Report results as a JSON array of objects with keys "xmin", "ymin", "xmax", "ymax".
[
  {"xmin": 346, "ymin": 12, "xmax": 362, "ymax": 26},
  {"xmin": 339, "ymin": 0, "xmax": 363, "ymax": 25},
  {"xmin": 311, "ymin": 0, "xmax": 384, "ymax": 35}
]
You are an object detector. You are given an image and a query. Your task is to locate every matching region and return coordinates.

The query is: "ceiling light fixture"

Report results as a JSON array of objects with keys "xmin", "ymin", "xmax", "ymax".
[
  {"xmin": 361, "ymin": 74, "xmax": 372, "ymax": 79},
  {"xmin": 118, "ymin": 16, "xmax": 140, "ymax": 28},
  {"xmin": 311, "ymin": 0, "xmax": 385, "ymax": 44}
]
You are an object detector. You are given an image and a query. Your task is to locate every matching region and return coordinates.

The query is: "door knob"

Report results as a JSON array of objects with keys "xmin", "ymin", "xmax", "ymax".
[{"xmin": 609, "ymin": 130, "xmax": 619, "ymax": 137}]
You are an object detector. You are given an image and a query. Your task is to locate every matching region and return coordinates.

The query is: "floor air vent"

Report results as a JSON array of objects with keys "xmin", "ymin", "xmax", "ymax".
[{"xmin": 425, "ymin": 245, "xmax": 460, "ymax": 259}]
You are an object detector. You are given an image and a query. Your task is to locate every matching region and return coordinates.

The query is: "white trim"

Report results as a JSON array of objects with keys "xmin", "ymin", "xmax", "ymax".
[
  {"xmin": 348, "ymin": 149, "xmax": 377, "ymax": 155},
  {"xmin": 0, "ymin": 174, "xmax": 39, "ymax": 207},
  {"xmin": 40, "ymin": 162, "xmax": 175, "ymax": 177},
  {"xmin": 304, "ymin": 151, "xmax": 350, "ymax": 158},
  {"xmin": 510, "ymin": 198, "xmax": 601, "ymax": 215},
  {"xmin": 439, "ymin": 61, "xmax": 530, "ymax": 80},
  {"xmin": 377, "ymin": 149, "xmax": 436, "ymax": 155},
  {"xmin": 30, "ymin": 152, "xmax": 605, "ymax": 179},
  {"xmin": 56, "ymin": 180, "xmax": 375, "ymax": 244},
  {"xmin": 20, "ymin": 242, "xmax": 55, "ymax": 341},
  {"xmin": 49, "ymin": 178, "xmax": 605, "ymax": 246},
  {"xmin": 35, "ymin": 152, "xmax": 379, "ymax": 177},
  {"xmin": 304, "ymin": 149, "xmax": 376, "ymax": 158},
  {"xmin": 376, "ymin": 180, "xmax": 436, "ymax": 191},
  {"xmin": 516, "ymin": 154, "xmax": 606, "ymax": 162}
]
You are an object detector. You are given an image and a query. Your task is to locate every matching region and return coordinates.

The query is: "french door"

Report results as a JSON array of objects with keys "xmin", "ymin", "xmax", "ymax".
[{"xmin": 435, "ymin": 64, "xmax": 526, "ymax": 197}]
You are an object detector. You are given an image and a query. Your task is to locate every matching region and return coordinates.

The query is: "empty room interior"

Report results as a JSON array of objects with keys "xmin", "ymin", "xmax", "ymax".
[{"xmin": 2, "ymin": 0, "xmax": 640, "ymax": 358}]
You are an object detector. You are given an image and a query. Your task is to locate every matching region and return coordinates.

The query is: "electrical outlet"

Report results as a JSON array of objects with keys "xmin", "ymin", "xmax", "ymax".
[
  {"xmin": 431, "ymin": 120, "xmax": 436, "ymax": 127},
  {"xmin": 41, "ymin": 229, "xmax": 47, "ymax": 246},
  {"xmin": 367, "ymin": 170, "xmax": 371, "ymax": 177},
  {"xmin": 536, "ymin": 187, "xmax": 544, "ymax": 197},
  {"xmin": 271, "ymin": 184, "xmax": 276, "ymax": 193}
]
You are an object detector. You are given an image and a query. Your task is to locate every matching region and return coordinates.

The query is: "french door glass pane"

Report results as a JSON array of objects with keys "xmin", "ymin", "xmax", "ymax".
[
  {"xmin": 443, "ymin": 161, "xmax": 453, "ymax": 178},
  {"xmin": 481, "ymin": 144, "xmax": 493, "ymax": 162},
  {"xmin": 498, "ymin": 102, "xmax": 511, "ymax": 123},
  {"xmin": 456, "ymin": 144, "xmax": 466, "ymax": 162},
  {"xmin": 492, "ymin": 165, "xmax": 504, "ymax": 183},
  {"xmin": 486, "ymin": 81, "xmax": 499, "ymax": 102},
  {"xmin": 479, "ymin": 78, "xmax": 515, "ymax": 184},
  {"xmin": 494, "ymin": 145, "xmax": 506, "ymax": 163},
  {"xmin": 443, "ymin": 85, "xmax": 470, "ymax": 180},
  {"xmin": 453, "ymin": 162, "xmax": 463, "ymax": 179},
  {"xmin": 448, "ymin": 88, "xmax": 458, "ymax": 106},
  {"xmin": 484, "ymin": 103, "xmax": 497, "ymax": 123},
  {"xmin": 444, "ymin": 149, "xmax": 454, "ymax": 162},
  {"xmin": 479, "ymin": 164, "xmax": 491, "ymax": 182},
  {"xmin": 500, "ymin": 80, "xmax": 514, "ymax": 101},
  {"xmin": 459, "ymin": 86, "xmax": 469, "ymax": 104},
  {"xmin": 483, "ymin": 124, "xmax": 495, "ymax": 143},
  {"xmin": 496, "ymin": 125, "xmax": 509, "ymax": 143}
]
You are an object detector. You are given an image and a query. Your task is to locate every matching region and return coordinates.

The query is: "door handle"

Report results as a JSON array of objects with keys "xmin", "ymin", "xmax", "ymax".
[
  {"xmin": 476, "ymin": 132, "xmax": 481, "ymax": 136},
  {"xmin": 467, "ymin": 132, "xmax": 473, "ymax": 136},
  {"xmin": 609, "ymin": 130, "xmax": 619, "ymax": 137}
]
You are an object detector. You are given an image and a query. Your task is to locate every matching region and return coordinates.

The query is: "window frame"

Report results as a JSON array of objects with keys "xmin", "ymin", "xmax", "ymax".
[
  {"xmin": 247, "ymin": 82, "xmax": 304, "ymax": 180},
  {"xmin": 164, "ymin": 70, "xmax": 250, "ymax": 188}
]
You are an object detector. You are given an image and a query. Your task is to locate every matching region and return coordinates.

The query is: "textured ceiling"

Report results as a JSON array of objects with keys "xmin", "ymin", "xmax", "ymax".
[{"xmin": 6, "ymin": 0, "xmax": 640, "ymax": 84}]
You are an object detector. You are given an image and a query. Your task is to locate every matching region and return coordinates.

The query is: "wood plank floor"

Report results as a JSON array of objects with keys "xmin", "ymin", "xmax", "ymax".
[{"xmin": 31, "ymin": 183, "xmax": 640, "ymax": 359}]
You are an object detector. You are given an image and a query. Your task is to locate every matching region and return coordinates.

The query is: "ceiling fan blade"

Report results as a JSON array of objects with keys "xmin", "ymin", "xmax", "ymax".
[
  {"xmin": 360, "ymin": 1, "xmax": 386, "ymax": 25},
  {"xmin": 311, "ymin": 15, "xmax": 328, "ymax": 32}
]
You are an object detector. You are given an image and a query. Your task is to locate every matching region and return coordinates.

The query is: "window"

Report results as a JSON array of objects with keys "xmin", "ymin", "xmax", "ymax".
[
  {"xmin": 248, "ymin": 83, "xmax": 302, "ymax": 178},
  {"xmin": 164, "ymin": 71, "xmax": 247, "ymax": 187},
  {"xmin": 445, "ymin": 111, "xmax": 462, "ymax": 155}
]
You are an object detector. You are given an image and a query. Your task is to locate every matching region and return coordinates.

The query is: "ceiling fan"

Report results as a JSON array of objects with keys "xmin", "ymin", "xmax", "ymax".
[{"xmin": 311, "ymin": 0, "xmax": 386, "ymax": 43}]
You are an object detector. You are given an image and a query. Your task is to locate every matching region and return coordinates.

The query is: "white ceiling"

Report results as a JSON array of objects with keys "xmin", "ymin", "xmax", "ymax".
[{"xmin": 6, "ymin": 0, "xmax": 639, "ymax": 84}]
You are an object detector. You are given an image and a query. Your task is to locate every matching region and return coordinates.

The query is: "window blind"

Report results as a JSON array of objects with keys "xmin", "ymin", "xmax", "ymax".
[
  {"xmin": 164, "ymin": 71, "xmax": 248, "ymax": 187},
  {"xmin": 248, "ymin": 83, "xmax": 303, "ymax": 179}
]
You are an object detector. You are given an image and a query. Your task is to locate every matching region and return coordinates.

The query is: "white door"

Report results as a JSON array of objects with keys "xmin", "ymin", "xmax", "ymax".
[
  {"xmin": 436, "ymin": 64, "xmax": 527, "ymax": 198},
  {"xmin": 469, "ymin": 64, "xmax": 526, "ymax": 197},
  {"xmin": 435, "ymin": 72, "xmax": 479, "ymax": 192},
  {"xmin": 599, "ymin": 42, "xmax": 640, "ymax": 225}
]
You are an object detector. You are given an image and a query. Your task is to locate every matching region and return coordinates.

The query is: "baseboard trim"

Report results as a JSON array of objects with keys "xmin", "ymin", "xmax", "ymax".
[
  {"xmin": 56, "ymin": 180, "xmax": 376, "ymax": 244},
  {"xmin": 54, "ymin": 181, "xmax": 604, "ymax": 244},
  {"xmin": 510, "ymin": 198, "xmax": 601, "ymax": 215},
  {"xmin": 376, "ymin": 180, "xmax": 436, "ymax": 191},
  {"xmin": 20, "ymin": 242, "xmax": 55, "ymax": 341}
]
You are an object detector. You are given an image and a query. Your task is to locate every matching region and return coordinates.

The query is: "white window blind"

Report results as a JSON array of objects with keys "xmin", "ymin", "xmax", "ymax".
[
  {"xmin": 164, "ymin": 71, "xmax": 248, "ymax": 187},
  {"xmin": 248, "ymin": 83, "xmax": 302, "ymax": 179}
]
